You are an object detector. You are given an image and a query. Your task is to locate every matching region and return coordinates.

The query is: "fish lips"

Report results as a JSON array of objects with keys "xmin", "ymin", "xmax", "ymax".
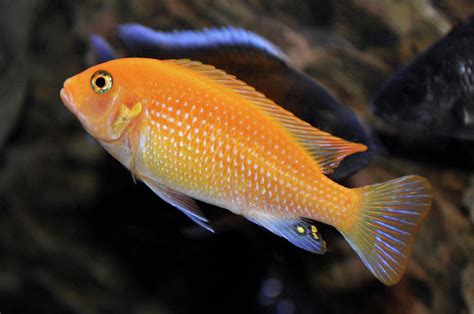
[
  {"xmin": 60, "ymin": 78, "xmax": 77, "ymax": 113},
  {"xmin": 60, "ymin": 81, "xmax": 108, "ymax": 141},
  {"xmin": 60, "ymin": 87, "xmax": 73, "ymax": 111},
  {"xmin": 60, "ymin": 81, "xmax": 126, "ymax": 143},
  {"xmin": 60, "ymin": 83, "xmax": 89, "ymax": 127},
  {"xmin": 60, "ymin": 86, "xmax": 89, "ymax": 131}
]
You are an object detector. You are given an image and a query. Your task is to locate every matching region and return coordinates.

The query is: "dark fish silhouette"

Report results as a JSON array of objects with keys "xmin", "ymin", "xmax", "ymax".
[
  {"xmin": 89, "ymin": 24, "xmax": 375, "ymax": 181},
  {"xmin": 373, "ymin": 16, "xmax": 474, "ymax": 141}
]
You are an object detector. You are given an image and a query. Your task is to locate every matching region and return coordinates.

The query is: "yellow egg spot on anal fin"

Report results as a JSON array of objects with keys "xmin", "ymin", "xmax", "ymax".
[
  {"xmin": 243, "ymin": 212, "xmax": 326, "ymax": 254},
  {"xmin": 296, "ymin": 225, "xmax": 305, "ymax": 234}
]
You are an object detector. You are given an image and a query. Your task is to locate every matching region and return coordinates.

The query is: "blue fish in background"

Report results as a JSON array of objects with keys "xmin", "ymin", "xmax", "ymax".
[
  {"xmin": 90, "ymin": 34, "xmax": 118, "ymax": 63},
  {"xmin": 90, "ymin": 24, "xmax": 376, "ymax": 180}
]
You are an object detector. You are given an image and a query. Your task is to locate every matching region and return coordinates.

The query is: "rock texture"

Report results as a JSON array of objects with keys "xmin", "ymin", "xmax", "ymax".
[{"xmin": 0, "ymin": 1, "xmax": 472, "ymax": 313}]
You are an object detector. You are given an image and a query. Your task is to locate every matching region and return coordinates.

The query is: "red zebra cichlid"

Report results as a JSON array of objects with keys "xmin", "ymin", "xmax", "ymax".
[{"xmin": 60, "ymin": 58, "xmax": 432, "ymax": 285}]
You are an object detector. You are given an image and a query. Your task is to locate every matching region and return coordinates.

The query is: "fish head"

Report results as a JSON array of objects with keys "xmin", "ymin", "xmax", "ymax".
[{"xmin": 60, "ymin": 59, "xmax": 144, "ymax": 142}]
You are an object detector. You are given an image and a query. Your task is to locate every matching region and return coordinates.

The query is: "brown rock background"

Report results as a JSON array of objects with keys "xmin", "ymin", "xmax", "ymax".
[{"xmin": 0, "ymin": 0, "xmax": 473, "ymax": 313}]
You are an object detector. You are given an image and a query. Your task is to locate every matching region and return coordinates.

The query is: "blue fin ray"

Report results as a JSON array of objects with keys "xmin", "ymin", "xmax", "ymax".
[{"xmin": 340, "ymin": 175, "xmax": 432, "ymax": 285}]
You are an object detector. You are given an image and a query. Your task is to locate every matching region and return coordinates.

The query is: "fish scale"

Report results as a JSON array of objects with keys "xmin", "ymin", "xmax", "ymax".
[{"xmin": 61, "ymin": 57, "xmax": 433, "ymax": 285}]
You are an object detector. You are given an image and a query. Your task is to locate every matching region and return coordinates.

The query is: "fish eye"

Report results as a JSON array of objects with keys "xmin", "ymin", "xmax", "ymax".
[{"xmin": 91, "ymin": 70, "xmax": 113, "ymax": 94}]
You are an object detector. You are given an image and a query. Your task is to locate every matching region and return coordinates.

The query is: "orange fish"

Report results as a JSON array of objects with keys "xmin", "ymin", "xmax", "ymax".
[{"xmin": 60, "ymin": 58, "xmax": 432, "ymax": 285}]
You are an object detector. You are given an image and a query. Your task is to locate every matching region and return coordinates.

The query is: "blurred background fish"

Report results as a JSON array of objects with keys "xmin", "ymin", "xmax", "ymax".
[
  {"xmin": 89, "ymin": 24, "xmax": 376, "ymax": 181},
  {"xmin": 373, "ymin": 16, "xmax": 474, "ymax": 167}
]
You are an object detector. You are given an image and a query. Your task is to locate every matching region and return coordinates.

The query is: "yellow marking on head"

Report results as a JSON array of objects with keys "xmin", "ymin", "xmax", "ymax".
[
  {"xmin": 296, "ymin": 226, "xmax": 305, "ymax": 234},
  {"xmin": 113, "ymin": 102, "xmax": 143, "ymax": 136}
]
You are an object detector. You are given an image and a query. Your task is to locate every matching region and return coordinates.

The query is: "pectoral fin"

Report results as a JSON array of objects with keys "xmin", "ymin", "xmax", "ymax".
[
  {"xmin": 244, "ymin": 212, "xmax": 326, "ymax": 254},
  {"xmin": 142, "ymin": 179, "xmax": 214, "ymax": 232}
]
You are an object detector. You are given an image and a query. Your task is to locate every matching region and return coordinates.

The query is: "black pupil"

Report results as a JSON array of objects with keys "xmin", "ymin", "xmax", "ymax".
[{"xmin": 95, "ymin": 76, "xmax": 106, "ymax": 88}]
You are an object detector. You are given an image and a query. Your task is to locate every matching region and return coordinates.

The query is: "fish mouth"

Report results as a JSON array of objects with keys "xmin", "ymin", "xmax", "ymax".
[
  {"xmin": 60, "ymin": 82, "xmax": 88, "ymax": 127},
  {"xmin": 60, "ymin": 80, "xmax": 76, "ymax": 115},
  {"xmin": 59, "ymin": 81, "xmax": 117, "ymax": 143},
  {"xmin": 59, "ymin": 83, "xmax": 92, "ymax": 133},
  {"xmin": 60, "ymin": 88, "xmax": 71, "ymax": 109}
]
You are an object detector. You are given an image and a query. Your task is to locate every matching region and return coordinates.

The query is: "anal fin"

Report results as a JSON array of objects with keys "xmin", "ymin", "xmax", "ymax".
[
  {"xmin": 244, "ymin": 212, "xmax": 326, "ymax": 254},
  {"xmin": 142, "ymin": 178, "xmax": 214, "ymax": 232}
]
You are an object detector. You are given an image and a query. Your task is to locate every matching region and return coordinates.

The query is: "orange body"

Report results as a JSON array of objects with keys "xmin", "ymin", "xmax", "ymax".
[
  {"xmin": 137, "ymin": 61, "xmax": 355, "ymax": 227},
  {"xmin": 61, "ymin": 58, "xmax": 432, "ymax": 286}
]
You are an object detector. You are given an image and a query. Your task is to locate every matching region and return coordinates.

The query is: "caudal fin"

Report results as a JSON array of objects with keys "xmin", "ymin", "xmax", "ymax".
[{"xmin": 340, "ymin": 175, "xmax": 432, "ymax": 285}]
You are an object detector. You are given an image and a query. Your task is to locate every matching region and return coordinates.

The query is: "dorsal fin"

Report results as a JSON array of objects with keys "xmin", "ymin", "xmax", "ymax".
[
  {"xmin": 89, "ymin": 34, "xmax": 119, "ymax": 63},
  {"xmin": 166, "ymin": 59, "xmax": 367, "ymax": 174},
  {"xmin": 118, "ymin": 24, "xmax": 289, "ymax": 61}
]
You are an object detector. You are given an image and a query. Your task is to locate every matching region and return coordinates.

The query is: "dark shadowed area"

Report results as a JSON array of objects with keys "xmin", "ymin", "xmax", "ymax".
[{"xmin": 0, "ymin": 1, "xmax": 473, "ymax": 313}]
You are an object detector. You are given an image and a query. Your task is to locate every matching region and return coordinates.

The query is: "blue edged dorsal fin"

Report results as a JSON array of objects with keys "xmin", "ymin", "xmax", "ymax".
[
  {"xmin": 89, "ymin": 34, "xmax": 119, "ymax": 63},
  {"xmin": 244, "ymin": 212, "xmax": 326, "ymax": 254},
  {"xmin": 142, "ymin": 178, "xmax": 214, "ymax": 232},
  {"xmin": 117, "ymin": 23, "xmax": 288, "ymax": 61}
]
